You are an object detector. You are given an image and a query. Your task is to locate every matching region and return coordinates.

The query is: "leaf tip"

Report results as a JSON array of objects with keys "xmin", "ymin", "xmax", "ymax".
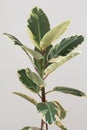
[
  {"xmin": 3, "ymin": 33, "xmax": 8, "ymax": 36},
  {"xmin": 62, "ymin": 20, "xmax": 71, "ymax": 26},
  {"xmin": 84, "ymin": 95, "xmax": 87, "ymax": 98},
  {"xmin": 76, "ymin": 50, "xmax": 82, "ymax": 54},
  {"xmin": 66, "ymin": 20, "xmax": 71, "ymax": 24}
]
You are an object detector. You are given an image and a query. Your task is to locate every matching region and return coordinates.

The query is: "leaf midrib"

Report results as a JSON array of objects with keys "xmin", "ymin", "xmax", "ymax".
[
  {"xmin": 46, "ymin": 102, "xmax": 56, "ymax": 123},
  {"xmin": 54, "ymin": 37, "xmax": 76, "ymax": 57},
  {"xmin": 37, "ymin": 15, "xmax": 41, "ymax": 43}
]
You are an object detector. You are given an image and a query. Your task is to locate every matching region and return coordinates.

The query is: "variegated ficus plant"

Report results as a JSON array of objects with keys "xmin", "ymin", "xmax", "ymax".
[{"xmin": 4, "ymin": 7, "xmax": 86, "ymax": 130}]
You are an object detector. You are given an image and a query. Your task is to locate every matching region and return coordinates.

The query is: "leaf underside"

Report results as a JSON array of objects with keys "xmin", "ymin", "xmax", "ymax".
[{"xmin": 53, "ymin": 86, "xmax": 86, "ymax": 97}]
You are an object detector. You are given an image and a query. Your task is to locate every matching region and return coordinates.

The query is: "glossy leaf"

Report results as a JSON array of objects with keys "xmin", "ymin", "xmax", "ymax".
[
  {"xmin": 18, "ymin": 69, "xmax": 40, "ymax": 93},
  {"xmin": 27, "ymin": 7, "xmax": 50, "ymax": 50},
  {"xmin": 21, "ymin": 127, "xmax": 41, "ymax": 130},
  {"xmin": 26, "ymin": 68, "xmax": 46, "ymax": 88},
  {"xmin": 40, "ymin": 21, "xmax": 70, "ymax": 50},
  {"xmin": 47, "ymin": 35, "xmax": 84, "ymax": 60},
  {"xmin": 36, "ymin": 101, "xmax": 66, "ymax": 125},
  {"xmin": 13, "ymin": 92, "xmax": 38, "ymax": 105},
  {"xmin": 4, "ymin": 33, "xmax": 43, "ymax": 60},
  {"xmin": 44, "ymin": 51, "xmax": 81, "ymax": 76},
  {"xmin": 53, "ymin": 86, "xmax": 86, "ymax": 97}
]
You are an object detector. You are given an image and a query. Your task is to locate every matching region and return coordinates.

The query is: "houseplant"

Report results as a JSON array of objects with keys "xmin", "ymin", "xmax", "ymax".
[{"xmin": 4, "ymin": 7, "xmax": 86, "ymax": 130}]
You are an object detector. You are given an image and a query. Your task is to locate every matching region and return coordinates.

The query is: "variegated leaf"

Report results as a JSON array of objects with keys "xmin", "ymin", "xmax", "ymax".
[
  {"xmin": 53, "ymin": 86, "xmax": 86, "ymax": 97},
  {"xmin": 47, "ymin": 35, "xmax": 84, "ymax": 60},
  {"xmin": 21, "ymin": 46, "xmax": 43, "ymax": 60},
  {"xmin": 26, "ymin": 68, "xmax": 46, "ymax": 88},
  {"xmin": 27, "ymin": 7, "xmax": 50, "ymax": 50},
  {"xmin": 36, "ymin": 101, "xmax": 66, "ymax": 125},
  {"xmin": 13, "ymin": 92, "xmax": 38, "ymax": 105},
  {"xmin": 56, "ymin": 121, "xmax": 67, "ymax": 130},
  {"xmin": 40, "ymin": 21, "xmax": 70, "ymax": 50},
  {"xmin": 44, "ymin": 51, "xmax": 81, "ymax": 76},
  {"xmin": 54, "ymin": 101, "xmax": 66, "ymax": 119},
  {"xmin": 18, "ymin": 69, "xmax": 40, "ymax": 93},
  {"xmin": 4, "ymin": 33, "xmax": 43, "ymax": 60}
]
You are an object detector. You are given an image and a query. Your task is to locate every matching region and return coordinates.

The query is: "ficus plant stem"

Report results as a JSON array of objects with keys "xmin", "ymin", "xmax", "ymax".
[
  {"xmin": 40, "ymin": 52, "xmax": 47, "ymax": 130},
  {"xmin": 41, "ymin": 87, "xmax": 48, "ymax": 130},
  {"xmin": 4, "ymin": 7, "xmax": 86, "ymax": 130}
]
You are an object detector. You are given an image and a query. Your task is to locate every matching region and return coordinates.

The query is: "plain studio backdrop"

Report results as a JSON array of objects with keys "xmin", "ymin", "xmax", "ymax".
[{"xmin": 0, "ymin": 0, "xmax": 87, "ymax": 130}]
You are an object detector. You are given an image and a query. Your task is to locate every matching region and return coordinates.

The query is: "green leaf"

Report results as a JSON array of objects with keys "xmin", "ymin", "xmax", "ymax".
[
  {"xmin": 43, "ymin": 45, "xmax": 53, "ymax": 67},
  {"xmin": 4, "ymin": 33, "xmax": 43, "ymax": 60},
  {"xmin": 21, "ymin": 127, "xmax": 41, "ymax": 130},
  {"xmin": 33, "ymin": 47, "xmax": 43, "ymax": 74},
  {"xmin": 53, "ymin": 86, "xmax": 86, "ymax": 97},
  {"xmin": 44, "ymin": 51, "xmax": 81, "ymax": 76},
  {"xmin": 36, "ymin": 101, "xmax": 66, "ymax": 125},
  {"xmin": 33, "ymin": 58, "xmax": 42, "ymax": 74},
  {"xmin": 18, "ymin": 69, "xmax": 40, "ymax": 93},
  {"xmin": 26, "ymin": 68, "xmax": 46, "ymax": 88},
  {"xmin": 13, "ymin": 92, "xmax": 38, "ymax": 105},
  {"xmin": 27, "ymin": 7, "xmax": 50, "ymax": 50},
  {"xmin": 34, "ymin": 45, "xmax": 53, "ymax": 73},
  {"xmin": 40, "ymin": 21, "xmax": 70, "ymax": 50},
  {"xmin": 47, "ymin": 35, "xmax": 84, "ymax": 60}
]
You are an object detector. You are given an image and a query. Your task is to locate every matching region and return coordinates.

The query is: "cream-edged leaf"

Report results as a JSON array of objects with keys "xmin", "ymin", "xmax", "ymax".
[
  {"xmin": 26, "ymin": 68, "xmax": 46, "ymax": 88},
  {"xmin": 21, "ymin": 46, "xmax": 43, "ymax": 60},
  {"xmin": 56, "ymin": 121, "xmax": 67, "ymax": 130},
  {"xmin": 27, "ymin": 7, "xmax": 50, "ymax": 50},
  {"xmin": 4, "ymin": 33, "xmax": 22, "ymax": 45},
  {"xmin": 18, "ymin": 69, "xmax": 40, "ymax": 93},
  {"xmin": 4, "ymin": 33, "xmax": 43, "ymax": 60},
  {"xmin": 47, "ymin": 35, "xmax": 84, "ymax": 59},
  {"xmin": 13, "ymin": 92, "xmax": 38, "ymax": 105},
  {"xmin": 44, "ymin": 51, "xmax": 81, "ymax": 76},
  {"xmin": 36, "ymin": 101, "xmax": 66, "ymax": 125},
  {"xmin": 40, "ymin": 21, "xmax": 70, "ymax": 50},
  {"xmin": 53, "ymin": 86, "xmax": 86, "ymax": 97}
]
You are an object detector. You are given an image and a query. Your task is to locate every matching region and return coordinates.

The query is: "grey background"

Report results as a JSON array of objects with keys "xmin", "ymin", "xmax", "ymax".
[{"xmin": 0, "ymin": 0, "xmax": 87, "ymax": 130}]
